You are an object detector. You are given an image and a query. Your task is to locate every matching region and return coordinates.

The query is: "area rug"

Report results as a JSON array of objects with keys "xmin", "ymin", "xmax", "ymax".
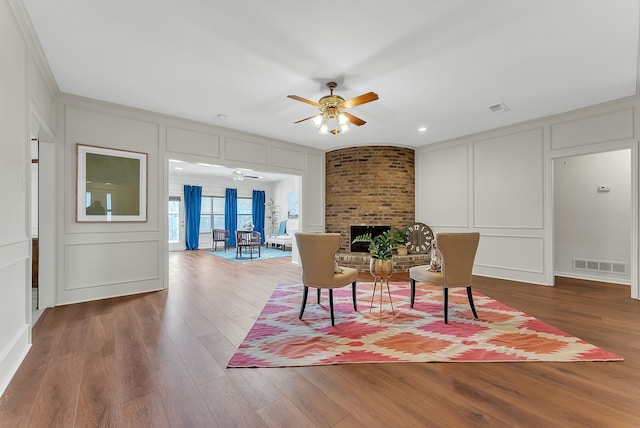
[
  {"xmin": 227, "ymin": 282, "xmax": 622, "ymax": 367},
  {"xmin": 207, "ymin": 246, "xmax": 291, "ymax": 262}
]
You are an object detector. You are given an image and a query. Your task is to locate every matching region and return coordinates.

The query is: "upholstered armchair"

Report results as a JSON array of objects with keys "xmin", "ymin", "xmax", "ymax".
[
  {"xmin": 409, "ymin": 232, "xmax": 480, "ymax": 324},
  {"xmin": 295, "ymin": 232, "xmax": 358, "ymax": 326}
]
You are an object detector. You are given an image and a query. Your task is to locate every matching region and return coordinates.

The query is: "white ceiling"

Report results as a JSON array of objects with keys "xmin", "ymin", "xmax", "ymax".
[{"xmin": 24, "ymin": 0, "xmax": 640, "ymax": 152}]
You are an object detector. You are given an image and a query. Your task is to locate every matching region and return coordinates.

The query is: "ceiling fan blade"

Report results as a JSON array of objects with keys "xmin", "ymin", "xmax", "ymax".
[
  {"xmin": 294, "ymin": 115, "xmax": 318, "ymax": 124},
  {"xmin": 287, "ymin": 95, "xmax": 320, "ymax": 107},
  {"xmin": 343, "ymin": 112, "xmax": 366, "ymax": 126},
  {"xmin": 341, "ymin": 92, "xmax": 379, "ymax": 109}
]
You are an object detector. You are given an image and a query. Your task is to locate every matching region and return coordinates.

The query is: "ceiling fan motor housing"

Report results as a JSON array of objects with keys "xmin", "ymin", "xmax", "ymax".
[{"xmin": 319, "ymin": 95, "xmax": 345, "ymax": 118}]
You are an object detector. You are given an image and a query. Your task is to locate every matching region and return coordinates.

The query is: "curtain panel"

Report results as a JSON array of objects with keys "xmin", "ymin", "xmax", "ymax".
[
  {"xmin": 184, "ymin": 185, "xmax": 202, "ymax": 250},
  {"xmin": 252, "ymin": 190, "xmax": 265, "ymax": 244},
  {"xmin": 225, "ymin": 188, "xmax": 238, "ymax": 246}
]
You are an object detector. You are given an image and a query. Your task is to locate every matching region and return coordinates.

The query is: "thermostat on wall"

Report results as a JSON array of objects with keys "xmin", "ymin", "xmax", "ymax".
[{"xmin": 597, "ymin": 185, "xmax": 611, "ymax": 192}]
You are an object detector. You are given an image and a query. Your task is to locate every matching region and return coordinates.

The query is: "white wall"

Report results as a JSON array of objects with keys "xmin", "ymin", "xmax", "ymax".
[
  {"xmin": 52, "ymin": 93, "xmax": 323, "ymax": 299},
  {"xmin": 0, "ymin": 0, "xmax": 30, "ymax": 395},
  {"xmin": 417, "ymin": 127, "xmax": 547, "ymax": 284},
  {"xmin": 554, "ymin": 150, "xmax": 631, "ymax": 283},
  {"xmin": 0, "ymin": 0, "xmax": 57, "ymax": 396},
  {"xmin": 416, "ymin": 98, "xmax": 638, "ymax": 298}
]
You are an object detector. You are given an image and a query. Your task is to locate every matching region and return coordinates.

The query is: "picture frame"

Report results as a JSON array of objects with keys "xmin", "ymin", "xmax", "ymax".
[
  {"xmin": 76, "ymin": 144, "xmax": 148, "ymax": 222},
  {"xmin": 287, "ymin": 191, "xmax": 299, "ymax": 219}
]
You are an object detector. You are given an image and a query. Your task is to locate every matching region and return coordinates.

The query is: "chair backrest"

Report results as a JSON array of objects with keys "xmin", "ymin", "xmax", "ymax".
[
  {"xmin": 212, "ymin": 229, "xmax": 229, "ymax": 241},
  {"xmin": 236, "ymin": 230, "xmax": 253, "ymax": 245},
  {"xmin": 295, "ymin": 232, "xmax": 340, "ymax": 288},
  {"xmin": 437, "ymin": 232, "xmax": 480, "ymax": 287},
  {"xmin": 251, "ymin": 231, "xmax": 261, "ymax": 244}
]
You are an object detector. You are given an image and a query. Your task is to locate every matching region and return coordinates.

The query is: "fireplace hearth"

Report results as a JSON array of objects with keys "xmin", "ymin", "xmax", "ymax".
[{"xmin": 350, "ymin": 225, "xmax": 390, "ymax": 252}]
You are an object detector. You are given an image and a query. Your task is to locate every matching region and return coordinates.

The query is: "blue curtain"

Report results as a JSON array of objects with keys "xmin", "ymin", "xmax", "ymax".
[
  {"xmin": 252, "ymin": 190, "xmax": 265, "ymax": 244},
  {"xmin": 184, "ymin": 185, "xmax": 202, "ymax": 250},
  {"xmin": 225, "ymin": 188, "xmax": 238, "ymax": 246}
]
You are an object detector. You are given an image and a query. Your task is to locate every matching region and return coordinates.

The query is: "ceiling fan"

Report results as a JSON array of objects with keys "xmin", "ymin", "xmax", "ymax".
[
  {"xmin": 232, "ymin": 170, "xmax": 261, "ymax": 182},
  {"xmin": 288, "ymin": 82, "xmax": 379, "ymax": 135}
]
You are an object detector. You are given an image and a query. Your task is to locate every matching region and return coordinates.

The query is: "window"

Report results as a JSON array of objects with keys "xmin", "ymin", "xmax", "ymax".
[
  {"xmin": 238, "ymin": 197, "xmax": 252, "ymax": 229},
  {"xmin": 168, "ymin": 196, "xmax": 180, "ymax": 243},
  {"xmin": 200, "ymin": 196, "xmax": 225, "ymax": 233},
  {"xmin": 198, "ymin": 195, "xmax": 254, "ymax": 233}
]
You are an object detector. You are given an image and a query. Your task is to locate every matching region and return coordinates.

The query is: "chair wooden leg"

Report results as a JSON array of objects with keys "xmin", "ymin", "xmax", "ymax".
[
  {"xmin": 352, "ymin": 281, "xmax": 358, "ymax": 311},
  {"xmin": 329, "ymin": 289, "xmax": 335, "ymax": 326},
  {"xmin": 317, "ymin": 288, "xmax": 321, "ymax": 304},
  {"xmin": 410, "ymin": 278, "xmax": 416, "ymax": 308},
  {"xmin": 467, "ymin": 286, "xmax": 478, "ymax": 320},
  {"xmin": 443, "ymin": 288, "xmax": 449, "ymax": 324},
  {"xmin": 299, "ymin": 286, "xmax": 309, "ymax": 320}
]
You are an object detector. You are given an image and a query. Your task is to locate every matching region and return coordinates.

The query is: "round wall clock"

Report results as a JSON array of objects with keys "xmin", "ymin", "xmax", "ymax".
[{"xmin": 406, "ymin": 222, "xmax": 434, "ymax": 254}]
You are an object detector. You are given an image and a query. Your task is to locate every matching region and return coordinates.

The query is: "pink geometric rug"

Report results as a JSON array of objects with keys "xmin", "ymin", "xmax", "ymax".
[{"xmin": 227, "ymin": 282, "xmax": 622, "ymax": 367}]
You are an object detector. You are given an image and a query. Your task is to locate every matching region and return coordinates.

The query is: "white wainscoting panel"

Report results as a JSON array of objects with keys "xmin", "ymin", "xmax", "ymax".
[
  {"xmin": 65, "ymin": 240, "xmax": 160, "ymax": 290},
  {"xmin": 416, "ymin": 145, "xmax": 468, "ymax": 227},
  {"xmin": 473, "ymin": 128, "xmax": 543, "ymax": 228},
  {"xmin": 0, "ymin": 251, "xmax": 28, "ymax": 357},
  {"xmin": 550, "ymin": 108, "xmax": 634, "ymax": 150},
  {"xmin": 166, "ymin": 125, "xmax": 221, "ymax": 158},
  {"xmin": 304, "ymin": 153, "xmax": 324, "ymax": 230},
  {"xmin": 225, "ymin": 137, "xmax": 268, "ymax": 165},
  {"xmin": 475, "ymin": 234, "xmax": 544, "ymax": 274},
  {"xmin": 271, "ymin": 146, "xmax": 305, "ymax": 170}
]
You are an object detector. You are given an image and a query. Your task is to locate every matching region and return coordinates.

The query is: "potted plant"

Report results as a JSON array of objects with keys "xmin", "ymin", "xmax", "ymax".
[
  {"xmin": 352, "ymin": 231, "xmax": 394, "ymax": 278},
  {"xmin": 388, "ymin": 226, "xmax": 410, "ymax": 256}
]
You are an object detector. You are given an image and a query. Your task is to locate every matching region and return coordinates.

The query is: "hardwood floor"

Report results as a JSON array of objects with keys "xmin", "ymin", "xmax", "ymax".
[{"xmin": 1, "ymin": 250, "xmax": 639, "ymax": 427}]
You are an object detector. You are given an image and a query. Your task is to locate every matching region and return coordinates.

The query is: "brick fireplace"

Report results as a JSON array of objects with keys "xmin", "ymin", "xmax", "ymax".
[
  {"xmin": 326, "ymin": 146, "xmax": 415, "ymax": 250},
  {"xmin": 326, "ymin": 146, "xmax": 428, "ymax": 271}
]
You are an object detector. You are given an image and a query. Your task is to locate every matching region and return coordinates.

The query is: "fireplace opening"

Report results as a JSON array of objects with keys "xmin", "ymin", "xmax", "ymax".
[{"xmin": 350, "ymin": 225, "xmax": 390, "ymax": 252}]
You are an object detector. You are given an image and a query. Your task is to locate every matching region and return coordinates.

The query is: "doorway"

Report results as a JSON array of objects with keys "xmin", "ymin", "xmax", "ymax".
[
  {"xmin": 552, "ymin": 149, "xmax": 632, "ymax": 286},
  {"xmin": 30, "ymin": 138, "xmax": 44, "ymax": 323}
]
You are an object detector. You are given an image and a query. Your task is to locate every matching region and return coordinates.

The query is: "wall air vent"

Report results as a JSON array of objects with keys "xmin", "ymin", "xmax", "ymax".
[
  {"xmin": 573, "ymin": 258, "xmax": 627, "ymax": 275},
  {"xmin": 487, "ymin": 102, "xmax": 510, "ymax": 113}
]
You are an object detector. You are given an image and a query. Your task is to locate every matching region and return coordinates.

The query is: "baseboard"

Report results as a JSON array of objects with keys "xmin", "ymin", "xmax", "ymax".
[
  {"xmin": 554, "ymin": 271, "xmax": 630, "ymax": 286},
  {"xmin": 0, "ymin": 324, "xmax": 31, "ymax": 396}
]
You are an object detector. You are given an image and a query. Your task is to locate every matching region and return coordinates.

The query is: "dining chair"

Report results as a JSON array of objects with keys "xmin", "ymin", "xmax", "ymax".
[
  {"xmin": 211, "ymin": 229, "xmax": 230, "ymax": 251},
  {"xmin": 295, "ymin": 232, "xmax": 358, "ymax": 326},
  {"xmin": 409, "ymin": 232, "xmax": 480, "ymax": 324},
  {"xmin": 236, "ymin": 230, "xmax": 261, "ymax": 259}
]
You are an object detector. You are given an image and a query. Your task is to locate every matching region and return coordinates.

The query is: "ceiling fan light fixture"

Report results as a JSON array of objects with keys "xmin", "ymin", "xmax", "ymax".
[
  {"xmin": 319, "ymin": 115, "xmax": 329, "ymax": 134},
  {"xmin": 288, "ymin": 81, "xmax": 378, "ymax": 136},
  {"xmin": 311, "ymin": 114, "xmax": 323, "ymax": 128}
]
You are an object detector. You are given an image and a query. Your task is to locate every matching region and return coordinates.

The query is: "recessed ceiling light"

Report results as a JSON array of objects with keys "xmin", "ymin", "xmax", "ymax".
[
  {"xmin": 174, "ymin": 167, "xmax": 183, "ymax": 170},
  {"xmin": 418, "ymin": 127, "xmax": 427, "ymax": 132},
  {"xmin": 169, "ymin": 159, "xmax": 184, "ymax": 163},
  {"xmin": 197, "ymin": 163, "xmax": 212, "ymax": 166}
]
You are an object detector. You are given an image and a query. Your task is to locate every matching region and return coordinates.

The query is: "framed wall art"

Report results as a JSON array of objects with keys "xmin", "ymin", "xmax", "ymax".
[{"xmin": 76, "ymin": 144, "xmax": 147, "ymax": 222}]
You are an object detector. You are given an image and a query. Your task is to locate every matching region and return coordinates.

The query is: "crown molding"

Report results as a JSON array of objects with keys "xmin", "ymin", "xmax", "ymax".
[{"xmin": 7, "ymin": 0, "xmax": 59, "ymax": 98}]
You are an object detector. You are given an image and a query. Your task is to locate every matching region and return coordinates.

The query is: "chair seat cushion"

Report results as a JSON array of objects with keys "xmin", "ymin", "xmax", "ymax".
[
  {"xmin": 331, "ymin": 266, "xmax": 358, "ymax": 288},
  {"xmin": 409, "ymin": 265, "xmax": 444, "ymax": 286}
]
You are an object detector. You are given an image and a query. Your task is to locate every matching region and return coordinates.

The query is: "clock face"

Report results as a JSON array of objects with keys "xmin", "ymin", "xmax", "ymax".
[{"xmin": 406, "ymin": 222, "xmax": 434, "ymax": 254}]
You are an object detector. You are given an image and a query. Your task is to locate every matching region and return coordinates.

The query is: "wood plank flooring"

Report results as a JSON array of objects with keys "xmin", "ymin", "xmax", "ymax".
[{"xmin": 1, "ymin": 250, "xmax": 639, "ymax": 427}]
